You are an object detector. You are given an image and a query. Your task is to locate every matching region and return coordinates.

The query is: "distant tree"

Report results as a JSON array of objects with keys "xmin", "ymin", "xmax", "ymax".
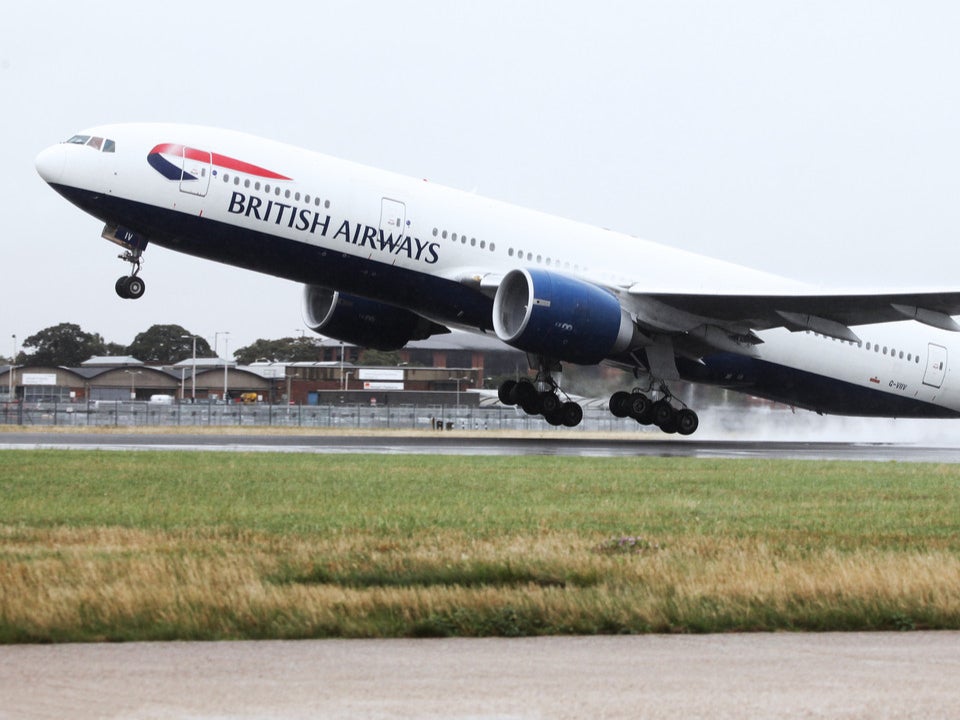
[
  {"xmin": 358, "ymin": 349, "xmax": 402, "ymax": 366},
  {"xmin": 19, "ymin": 323, "xmax": 107, "ymax": 367},
  {"xmin": 233, "ymin": 336, "xmax": 320, "ymax": 365},
  {"xmin": 103, "ymin": 341, "xmax": 128, "ymax": 356},
  {"xmin": 127, "ymin": 324, "xmax": 214, "ymax": 364}
]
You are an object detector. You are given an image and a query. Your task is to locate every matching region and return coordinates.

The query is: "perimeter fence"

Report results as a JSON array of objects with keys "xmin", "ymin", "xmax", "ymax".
[{"xmin": 0, "ymin": 399, "xmax": 683, "ymax": 433}]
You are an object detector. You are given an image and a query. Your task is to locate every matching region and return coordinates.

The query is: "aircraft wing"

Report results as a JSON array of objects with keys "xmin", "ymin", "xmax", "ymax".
[{"xmin": 626, "ymin": 286, "xmax": 960, "ymax": 344}]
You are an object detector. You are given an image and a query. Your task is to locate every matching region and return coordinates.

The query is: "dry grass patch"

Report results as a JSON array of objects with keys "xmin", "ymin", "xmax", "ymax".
[
  {"xmin": 2, "ymin": 450, "xmax": 959, "ymax": 640},
  {"xmin": 2, "ymin": 526, "xmax": 958, "ymax": 641}
]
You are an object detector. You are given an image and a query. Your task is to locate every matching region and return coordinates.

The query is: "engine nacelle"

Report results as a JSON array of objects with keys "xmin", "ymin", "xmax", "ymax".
[
  {"xmin": 492, "ymin": 269, "xmax": 635, "ymax": 364},
  {"xmin": 302, "ymin": 286, "xmax": 447, "ymax": 350}
]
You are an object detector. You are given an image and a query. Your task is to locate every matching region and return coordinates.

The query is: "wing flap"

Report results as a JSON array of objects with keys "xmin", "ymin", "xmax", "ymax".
[{"xmin": 626, "ymin": 287, "xmax": 960, "ymax": 336}]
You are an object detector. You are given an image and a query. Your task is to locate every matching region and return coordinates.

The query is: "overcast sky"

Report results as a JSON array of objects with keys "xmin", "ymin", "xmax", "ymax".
[{"xmin": 3, "ymin": 1, "xmax": 960, "ymax": 359}]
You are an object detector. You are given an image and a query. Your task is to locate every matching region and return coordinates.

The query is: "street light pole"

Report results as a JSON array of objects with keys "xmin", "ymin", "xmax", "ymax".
[
  {"xmin": 181, "ymin": 334, "xmax": 197, "ymax": 401},
  {"xmin": 123, "ymin": 369, "xmax": 142, "ymax": 400},
  {"xmin": 8, "ymin": 334, "xmax": 15, "ymax": 400},
  {"xmin": 448, "ymin": 375, "xmax": 469, "ymax": 412},
  {"xmin": 191, "ymin": 336, "xmax": 196, "ymax": 401},
  {"xmin": 223, "ymin": 333, "xmax": 230, "ymax": 400}
]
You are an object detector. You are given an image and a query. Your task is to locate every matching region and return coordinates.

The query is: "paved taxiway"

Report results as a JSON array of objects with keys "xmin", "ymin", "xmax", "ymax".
[
  {"xmin": 2, "ymin": 429, "xmax": 960, "ymax": 461},
  {"xmin": 2, "ymin": 633, "xmax": 958, "ymax": 719}
]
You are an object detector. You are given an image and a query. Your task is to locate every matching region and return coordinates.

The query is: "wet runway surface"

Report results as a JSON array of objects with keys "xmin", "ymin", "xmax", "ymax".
[
  {"xmin": 2, "ymin": 633, "xmax": 959, "ymax": 719},
  {"xmin": 2, "ymin": 430, "xmax": 960, "ymax": 462}
]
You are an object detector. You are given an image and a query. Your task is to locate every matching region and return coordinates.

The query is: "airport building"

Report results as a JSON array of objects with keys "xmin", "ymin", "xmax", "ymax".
[{"xmin": 0, "ymin": 334, "xmax": 530, "ymax": 406}]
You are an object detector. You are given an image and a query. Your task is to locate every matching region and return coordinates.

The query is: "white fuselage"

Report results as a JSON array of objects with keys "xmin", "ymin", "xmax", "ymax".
[{"xmin": 34, "ymin": 123, "xmax": 960, "ymax": 418}]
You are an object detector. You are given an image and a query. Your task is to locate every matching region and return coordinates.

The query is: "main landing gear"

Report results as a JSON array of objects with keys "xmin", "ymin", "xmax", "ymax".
[
  {"xmin": 115, "ymin": 247, "xmax": 146, "ymax": 300},
  {"xmin": 608, "ymin": 385, "xmax": 699, "ymax": 435},
  {"xmin": 498, "ymin": 359, "xmax": 584, "ymax": 427}
]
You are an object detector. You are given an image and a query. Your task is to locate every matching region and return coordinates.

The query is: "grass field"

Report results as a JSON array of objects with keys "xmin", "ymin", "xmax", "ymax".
[{"xmin": 1, "ymin": 449, "xmax": 959, "ymax": 642}]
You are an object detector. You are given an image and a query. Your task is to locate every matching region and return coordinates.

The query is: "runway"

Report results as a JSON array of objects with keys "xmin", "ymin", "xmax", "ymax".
[
  {"xmin": 2, "ymin": 429, "xmax": 960, "ymax": 461},
  {"xmin": 2, "ymin": 633, "xmax": 958, "ymax": 719}
]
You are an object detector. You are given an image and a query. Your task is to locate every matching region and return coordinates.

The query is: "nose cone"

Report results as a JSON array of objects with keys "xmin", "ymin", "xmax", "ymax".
[{"xmin": 35, "ymin": 144, "xmax": 65, "ymax": 184}]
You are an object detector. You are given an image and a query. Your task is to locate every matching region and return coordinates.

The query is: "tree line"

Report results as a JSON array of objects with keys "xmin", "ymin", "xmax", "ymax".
[{"xmin": 4, "ymin": 323, "xmax": 327, "ymax": 367}]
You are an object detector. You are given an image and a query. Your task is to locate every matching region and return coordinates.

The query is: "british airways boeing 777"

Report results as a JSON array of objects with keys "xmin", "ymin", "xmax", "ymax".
[{"xmin": 34, "ymin": 124, "xmax": 960, "ymax": 434}]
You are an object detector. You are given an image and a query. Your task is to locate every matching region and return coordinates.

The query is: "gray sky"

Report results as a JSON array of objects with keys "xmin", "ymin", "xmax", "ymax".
[{"xmin": 3, "ymin": 1, "xmax": 960, "ymax": 358}]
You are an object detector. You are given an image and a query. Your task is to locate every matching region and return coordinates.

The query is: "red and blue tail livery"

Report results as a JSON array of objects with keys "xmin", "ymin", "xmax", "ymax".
[{"xmin": 147, "ymin": 143, "xmax": 291, "ymax": 183}]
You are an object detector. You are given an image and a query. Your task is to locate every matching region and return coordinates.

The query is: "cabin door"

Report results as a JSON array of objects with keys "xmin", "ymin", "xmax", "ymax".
[
  {"xmin": 380, "ymin": 198, "xmax": 406, "ymax": 237},
  {"xmin": 922, "ymin": 343, "xmax": 947, "ymax": 388},
  {"xmin": 179, "ymin": 147, "xmax": 212, "ymax": 197}
]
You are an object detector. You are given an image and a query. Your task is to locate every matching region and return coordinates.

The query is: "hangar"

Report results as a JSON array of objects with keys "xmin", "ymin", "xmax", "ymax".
[
  {"xmin": 1, "ymin": 356, "xmax": 274, "ymax": 403},
  {"xmin": 1, "ymin": 334, "xmax": 533, "ymax": 406}
]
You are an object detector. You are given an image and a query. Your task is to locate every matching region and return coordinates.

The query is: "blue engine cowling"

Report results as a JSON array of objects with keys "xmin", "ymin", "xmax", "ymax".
[
  {"xmin": 303, "ymin": 286, "xmax": 448, "ymax": 350},
  {"xmin": 492, "ymin": 269, "xmax": 635, "ymax": 364}
]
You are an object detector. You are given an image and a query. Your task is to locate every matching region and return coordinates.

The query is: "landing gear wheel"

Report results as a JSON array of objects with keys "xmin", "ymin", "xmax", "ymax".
[
  {"xmin": 652, "ymin": 400, "xmax": 675, "ymax": 428},
  {"xmin": 520, "ymin": 394, "xmax": 543, "ymax": 416},
  {"xmin": 560, "ymin": 401, "xmax": 583, "ymax": 427},
  {"xmin": 125, "ymin": 276, "xmax": 145, "ymax": 299},
  {"xmin": 609, "ymin": 391, "xmax": 632, "ymax": 418},
  {"xmin": 633, "ymin": 404, "xmax": 654, "ymax": 426},
  {"xmin": 543, "ymin": 408, "xmax": 564, "ymax": 426},
  {"xmin": 510, "ymin": 379, "xmax": 537, "ymax": 407},
  {"xmin": 677, "ymin": 409, "xmax": 699, "ymax": 436},
  {"xmin": 115, "ymin": 275, "xmax": 145, "ymax": 300},
  {"xmin": 539, "ymin": 391, "xmax": 561, "ymax": 415},
  {"xmin": 659, "ymin": 411, "xmax": 680, "ymax": 434},
  {"xmin": 629, "ymin": 394, "xmax": 652, "ymax": 422},
  {"xmin": 498, "ymin": 380, "xmax": 517, "ymax": 405}
]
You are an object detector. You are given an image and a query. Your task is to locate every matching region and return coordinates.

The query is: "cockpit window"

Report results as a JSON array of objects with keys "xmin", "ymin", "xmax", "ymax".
[{"xmin": 64, "ymin": 134, "xmax": 116, "ymax": 152}]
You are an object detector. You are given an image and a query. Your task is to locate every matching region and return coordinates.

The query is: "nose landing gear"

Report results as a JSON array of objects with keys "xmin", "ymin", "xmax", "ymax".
[{"xmin": 115, "ymin": 248, "xmax": 145, "ymax": 300}]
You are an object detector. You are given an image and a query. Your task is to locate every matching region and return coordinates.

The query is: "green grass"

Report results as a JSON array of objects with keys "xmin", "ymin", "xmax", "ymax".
[{"xmin": 1, "ymin": 450, "xmax": 959, "ymax": 641}]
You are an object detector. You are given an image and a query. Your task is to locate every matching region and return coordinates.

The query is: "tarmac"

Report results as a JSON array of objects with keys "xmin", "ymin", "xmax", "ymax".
[{"xmin": 2, "ymin": 633, "xmax": 959, "ymax": 719}]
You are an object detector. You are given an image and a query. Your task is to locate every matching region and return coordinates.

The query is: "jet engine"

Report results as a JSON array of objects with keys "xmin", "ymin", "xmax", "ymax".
[
  {"xmin": 303, "ymin": 286, "xmax": 448, "ymax": 350},
  {"xmin": 492, "ymin": 269, "xmax": 636, "ymax": 364}
]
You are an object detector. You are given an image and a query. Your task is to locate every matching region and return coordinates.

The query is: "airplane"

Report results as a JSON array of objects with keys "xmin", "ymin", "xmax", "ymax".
[{"xmin": 34, "ymin": 123, "xmax": 960, "ymax": 434}]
